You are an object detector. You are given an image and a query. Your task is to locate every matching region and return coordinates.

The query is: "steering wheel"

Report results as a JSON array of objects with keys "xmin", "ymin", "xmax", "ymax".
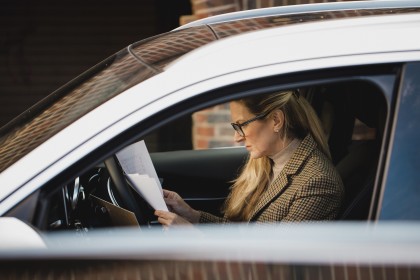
[{"xmin": 104, "ymin": 156, "xmax": 151, "ymax": 225}]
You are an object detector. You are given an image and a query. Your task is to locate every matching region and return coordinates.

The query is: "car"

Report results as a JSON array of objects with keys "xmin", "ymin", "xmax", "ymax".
[{"xmin": 1, "ymin": 0, "xmax": 420, "ymax": 278}]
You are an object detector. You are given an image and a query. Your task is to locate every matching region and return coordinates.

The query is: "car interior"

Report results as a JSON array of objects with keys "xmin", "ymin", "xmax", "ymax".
[{"xmin": 5, "ymin": 66, "xmax": 392, "ymax": 233}]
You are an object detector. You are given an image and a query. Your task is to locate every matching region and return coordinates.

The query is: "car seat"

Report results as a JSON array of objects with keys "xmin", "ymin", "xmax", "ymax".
[{"xmin": 319, "ymin": 82, "xmax": 386, "ymax": 220}]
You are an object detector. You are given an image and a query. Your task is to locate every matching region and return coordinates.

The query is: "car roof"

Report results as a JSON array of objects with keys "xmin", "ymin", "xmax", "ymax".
[
  {"xmin": 177, "ymin": 0, "xmax": 420, "ymax": 30},
  {"xmin": 164, "ymin": 13, "xmax": 420, "ymax": 85}
]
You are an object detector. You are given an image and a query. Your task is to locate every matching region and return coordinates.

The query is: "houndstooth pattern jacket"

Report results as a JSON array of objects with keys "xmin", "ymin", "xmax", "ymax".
[{"xmin": 199, "ymin": 134, "xmax": 344, "ymax": 223}]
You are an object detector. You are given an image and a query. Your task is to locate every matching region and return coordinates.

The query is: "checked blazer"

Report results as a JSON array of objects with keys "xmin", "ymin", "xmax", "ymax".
[{"xmin": 199, "ymin": 134, "xmax": 344, "ymax": 223}]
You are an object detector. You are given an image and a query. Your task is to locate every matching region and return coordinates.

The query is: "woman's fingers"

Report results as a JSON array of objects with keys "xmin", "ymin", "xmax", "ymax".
[
  {"xmin": 164, "ymin": 197, "xmax": 179, "ymax": 206},
  {"xmin": 155, "ymin": 210, "xmax": 176, "ymax": 220},
  {"xmin": 163, "ymin": 189, "xmax": 181, "ymax": 200},
  {"xmin": 154, "ymin": 210, "xmax": 191, "ymax": 226},
  {"xmin": 159, "ymin": 191, "xmax": 197, "ymax": 223},
  {"xmin": 155, "ymin": 210, "xmax": 170, "ymax": 218},
  {"xmin": 155, "ymin": 210, "xmax": 172, "ymax": 225},
  {"xmin": 162, "ymin": 189, "xmax": 171, "ymax": 198},
  {"xmin": 157, "ymin": 216, "xmax": 171, "ymax": 226},
  {"xmin": 163, "ymin": 189, "xmax": 176, "ymax": 198},
  {"xmin": 163, "ymin": 192, "xmax": 184, "ymax": 209}
]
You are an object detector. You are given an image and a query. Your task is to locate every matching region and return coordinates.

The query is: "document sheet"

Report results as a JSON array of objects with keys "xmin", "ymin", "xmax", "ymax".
[{"xmin": 116, "ymin": 140, "xmax": 168, "ymax": 211}]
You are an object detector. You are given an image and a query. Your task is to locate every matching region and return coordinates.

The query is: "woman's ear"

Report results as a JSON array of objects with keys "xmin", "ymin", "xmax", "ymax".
[{"xmin": 272, "ymin": 110, "xmax": 284, "ymax": 132}]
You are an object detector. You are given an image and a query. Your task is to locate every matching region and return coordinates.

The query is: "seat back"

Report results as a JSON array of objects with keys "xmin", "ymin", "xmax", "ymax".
[
  {"xmin": 319, "ymin": 82, "xmax": 386, "ymax": 220},
  {"xmin": 336, "ymin": 140, "xmax": 378, "ymax": 220}
]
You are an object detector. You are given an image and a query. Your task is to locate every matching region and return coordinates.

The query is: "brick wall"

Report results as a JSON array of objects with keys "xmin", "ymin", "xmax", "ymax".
[
  {"xmin": 0, "ymin": 1, "xmax": 191, "ymax": 129},
  {"xmin": 192, "ymin": 103, "xmax": 239, "ymax": 149},
  {"xmin": 184, "ymin": 0, "xmax": 351, "ymax": 149}
]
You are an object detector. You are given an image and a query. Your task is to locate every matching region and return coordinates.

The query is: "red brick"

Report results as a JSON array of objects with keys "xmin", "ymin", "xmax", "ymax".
[
  {"xmin": 196, "ymin": 139, "xmax": 210, "ymax": 149},
  {"xmin": 193, "ymin": 112, "xmax": 208, "ymax": 122},
  {"xmin": 196, "ymin": 126, "xmax": 215, "ymax": 136}
]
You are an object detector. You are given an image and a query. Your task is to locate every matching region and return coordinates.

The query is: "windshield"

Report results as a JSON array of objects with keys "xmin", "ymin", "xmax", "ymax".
[{"xmin": 0, "ymin": 26, "xmax": 217, "ymax": 173}]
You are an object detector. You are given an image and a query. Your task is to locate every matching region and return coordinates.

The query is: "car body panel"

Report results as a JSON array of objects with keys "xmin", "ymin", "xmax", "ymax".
[
  {"xmin": 2, "ymin": 222, "xmax": 420, "ymax": 264},
  {"xmin": 0, "ymin": 217, "xmax": 46, "ymax": 249}
]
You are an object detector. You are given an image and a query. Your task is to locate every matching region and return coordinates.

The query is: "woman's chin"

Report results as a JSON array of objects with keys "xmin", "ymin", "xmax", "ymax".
[{"xmin": 249, "ymin": 151, "xmax": 263, "ymax": 159}]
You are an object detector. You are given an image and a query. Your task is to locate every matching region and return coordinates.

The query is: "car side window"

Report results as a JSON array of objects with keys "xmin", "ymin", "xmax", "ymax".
[
  {"xmin": 155, "ymin": 79, "xmax": 389, "ymax": 218},
  {"xmin": 138, "ymin": 79, "xmax": 389, "ymax": 220}
]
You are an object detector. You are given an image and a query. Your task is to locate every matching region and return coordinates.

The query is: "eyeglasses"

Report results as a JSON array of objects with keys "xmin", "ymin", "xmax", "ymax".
[{"xmin": 231, "ymin": 112, "xmax": 268, "ymax": 137}]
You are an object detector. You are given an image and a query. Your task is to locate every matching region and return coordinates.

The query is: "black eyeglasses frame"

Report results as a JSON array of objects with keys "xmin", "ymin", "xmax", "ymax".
[{"xmin": 231, "ymin": 112, "xmax": 269, "ymax": 137}]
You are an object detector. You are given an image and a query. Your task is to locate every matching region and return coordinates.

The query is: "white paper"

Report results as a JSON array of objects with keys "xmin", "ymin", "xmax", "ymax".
[
  {"xmin": 116, "ymin": 140, "xmax": 167, "ymax": 211},
  {"xmin": 116, "ymin": 140, "xmax": 162, "ymax": 194},
  {"xmin": 126, "ymin": 174, "xmax": 168, "ymax": 211}
]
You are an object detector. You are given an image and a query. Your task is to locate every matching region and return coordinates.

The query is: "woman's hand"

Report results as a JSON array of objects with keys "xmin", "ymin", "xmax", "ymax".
[
  {"xmin": 154, "ymin": 210, "xmax": 192, "ymax": 227},
  {"xmin": 162, "ymin": 189, "xmax": 200, "ymax": 223}
]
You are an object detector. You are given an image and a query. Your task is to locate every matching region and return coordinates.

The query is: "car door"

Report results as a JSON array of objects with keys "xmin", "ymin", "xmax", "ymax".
[{"xmin": 378, "ymin": 62, "xmax": 420, "ymax": 220}]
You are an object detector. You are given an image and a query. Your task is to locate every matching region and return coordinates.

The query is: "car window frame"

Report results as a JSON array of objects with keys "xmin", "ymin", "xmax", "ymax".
[{"xmin": 7, "ymin": 64, "xmax": 401, "ymax": 227}]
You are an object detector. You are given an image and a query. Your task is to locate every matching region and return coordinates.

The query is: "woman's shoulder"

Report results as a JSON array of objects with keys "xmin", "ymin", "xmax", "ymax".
[
  {"xmin": 284, "ymin": 135, "xmax": 331, "ymax": 173},
  {"xmin": 288, "ymin": 135, "xmax": 342, "ymax": 182}
]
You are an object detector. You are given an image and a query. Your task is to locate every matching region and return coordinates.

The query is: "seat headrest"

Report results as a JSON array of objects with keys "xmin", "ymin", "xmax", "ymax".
[{"xmin": 349, "ymin": 82, "xmax": 387, "ymax": 132}]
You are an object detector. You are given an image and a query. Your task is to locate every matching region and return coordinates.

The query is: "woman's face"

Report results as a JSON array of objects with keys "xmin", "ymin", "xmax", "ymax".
[{"xmin": 230, "ymin": 101, "xmax": 284, "ymax": 159}]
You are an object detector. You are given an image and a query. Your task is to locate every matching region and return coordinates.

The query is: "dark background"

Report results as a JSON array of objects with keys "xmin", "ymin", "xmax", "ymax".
[{"xmin": 0, "ymin": 0, "xmax": 192, "ymax": 127}]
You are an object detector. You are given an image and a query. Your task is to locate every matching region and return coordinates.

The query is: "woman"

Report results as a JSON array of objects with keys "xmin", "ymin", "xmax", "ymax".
[{"xmin": 155, "ymin": 90, "xmax": 344, "ymax": 226}]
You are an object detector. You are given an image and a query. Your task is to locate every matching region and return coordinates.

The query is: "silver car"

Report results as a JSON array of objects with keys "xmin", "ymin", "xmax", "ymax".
[{"xmin": 1, "ymin": 0, "xmax": 420, "ymax": 278}]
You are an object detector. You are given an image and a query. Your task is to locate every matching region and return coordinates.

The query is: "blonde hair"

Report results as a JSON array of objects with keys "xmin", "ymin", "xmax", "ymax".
[{"xmin": 224, "ymin": 90, "xmax": 330, "ymax": 221}]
